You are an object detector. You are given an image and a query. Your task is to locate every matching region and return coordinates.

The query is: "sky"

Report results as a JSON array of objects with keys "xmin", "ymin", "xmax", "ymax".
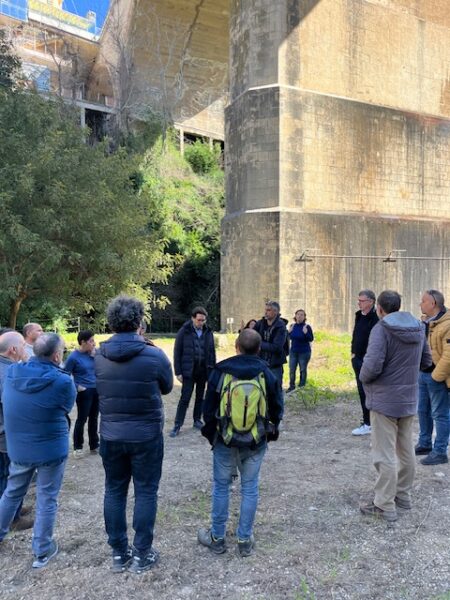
[{"xmin": 63, "ymin": 1, "xmax": 110, "ymax": 29}]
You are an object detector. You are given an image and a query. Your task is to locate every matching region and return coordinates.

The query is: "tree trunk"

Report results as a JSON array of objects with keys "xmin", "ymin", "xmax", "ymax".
[{"xmin": 8, "ymin": 296, "xmax": 24, "ymax": 329}]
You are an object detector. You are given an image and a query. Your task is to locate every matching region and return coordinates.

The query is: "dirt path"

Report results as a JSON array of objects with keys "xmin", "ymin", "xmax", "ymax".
[{"xmin": 1, "ymin": 344, "xmax": 449, "ymax": 600}]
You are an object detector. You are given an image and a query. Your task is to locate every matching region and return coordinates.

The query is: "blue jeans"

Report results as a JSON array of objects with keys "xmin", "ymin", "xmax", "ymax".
[
  {"xmin": 0, "ymin": 452, "xmax": 22, "ymax": 521},
  {"xmin": 417, "ymin": 372, "xmax": 450, "ymax": 455},
  {"xmin": 100, "ymin": 435, "xmax": 163, "ymax": 557},
  {"xmin": 289, "ymin": 351, "xmax": 311, "ymax": 388},
  {"xmin": 211, "ymin": 441, "xmax": 266, "ymax": 540},
  {"xmin": 0, "ymin": 458, "xmax": 66, "ymax": 556}
]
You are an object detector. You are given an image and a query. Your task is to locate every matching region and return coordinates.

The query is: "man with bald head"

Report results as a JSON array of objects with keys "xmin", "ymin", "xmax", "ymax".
[
  {"xmin": 23, "ymin": 323, "xmax": 44, "ymax": 360},
  {"xmin": 0, "ymin": 332, "xmax": 33, "ymax": 531},
  {"xmin": 198, "ymin": 328, "xmax": 283, "ymax": 557},
  {"xmin": 0, "ymin": 333, "xmax": 76, "ymax": 568}
]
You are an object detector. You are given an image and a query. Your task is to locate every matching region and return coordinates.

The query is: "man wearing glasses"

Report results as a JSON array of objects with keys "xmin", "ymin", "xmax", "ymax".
[
  {"xmin": 170, "ymin": 307, "xmax": 216, "ymax": 437},
  {"xmin": 415, "ymin": 289, "xmax": 450, "ymax": 465},
  {"xmin": 351, "ymin": 289, "xmax": 379, "ymax": 436}
]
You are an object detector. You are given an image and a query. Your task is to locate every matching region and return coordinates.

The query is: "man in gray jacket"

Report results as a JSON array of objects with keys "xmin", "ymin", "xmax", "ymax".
[{"xmin": 358, "ymin": 290, "xmax": 432, "ymax": 522}]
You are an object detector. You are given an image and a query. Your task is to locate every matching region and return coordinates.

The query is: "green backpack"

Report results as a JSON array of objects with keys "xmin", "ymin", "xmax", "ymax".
[{"xmin": 217, "ymin": 371, "xmax": 267, "ymax": 447}]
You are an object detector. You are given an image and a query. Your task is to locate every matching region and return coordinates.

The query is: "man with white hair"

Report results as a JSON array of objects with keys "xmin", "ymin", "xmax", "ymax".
[
  {"xmin": 0, "ymin": 331, "xmax": 33, "ymax": 531},
  {"xmin": 0, "ymin": 333, "xmax": 76, "ymax": 568},
  {"xmin": 22, "ymin": 322, "xmax": 43, "ymax": 359}
]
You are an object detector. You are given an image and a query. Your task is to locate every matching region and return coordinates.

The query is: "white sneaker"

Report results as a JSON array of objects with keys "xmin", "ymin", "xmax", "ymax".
[
  {"xmin": 73, "ymin": 449, "xmax": 84, "ymax": 459},
  {"xmin": 352, "ymin": 424, "xmax": 371, "ymax": 436}
]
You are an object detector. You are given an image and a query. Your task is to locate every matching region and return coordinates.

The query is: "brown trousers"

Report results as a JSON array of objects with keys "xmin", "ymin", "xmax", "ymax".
[{"xmin": 371, "ymin": 411, "xmax": 416, "ymax": 512}]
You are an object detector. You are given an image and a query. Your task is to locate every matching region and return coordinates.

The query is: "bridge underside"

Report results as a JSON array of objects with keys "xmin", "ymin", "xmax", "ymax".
[{"xmin": 100, "ymin": 1, "xmax": 450, "ymax": 331}]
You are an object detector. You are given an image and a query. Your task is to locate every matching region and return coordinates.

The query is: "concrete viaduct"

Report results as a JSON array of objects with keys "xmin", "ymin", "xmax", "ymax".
[{"xmin": 99, "ymin": 0, "xmax": 450, "ymax": 331}]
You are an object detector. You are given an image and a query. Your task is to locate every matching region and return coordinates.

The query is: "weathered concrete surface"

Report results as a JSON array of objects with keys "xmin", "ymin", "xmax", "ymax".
[
  {"xmin": 96, "ymin": 0, "xmax": 229, "ymax": 138},
  {"xmin": 222, "ymin": 0, "xmax": 450, "ymax": 332}
]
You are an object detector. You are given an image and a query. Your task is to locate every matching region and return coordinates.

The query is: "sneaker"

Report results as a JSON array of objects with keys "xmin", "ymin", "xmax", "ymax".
[
  {"xmin": 360, "ymin": 502, "xmax": 397, "ymax": 522},
  {"xmin": 90, "ymin": 448, "xmax": 99, "ymax": 455},
  {"xmin": 112, "ymin": 547, "xmax": 133, "ymax": 573},
  {"xmin": 169, "ymin": 426, "xmax": 180, "ymax": 438},
  {"xmin": 73, "ymin": 449, "xmax": 84, "ymax": 459},
  {"xmin": 420, "ymin": 452, "xmax": 448, "ymax": 466},
  {"xmin": 128, "ymin": 548, "xmax": 160, "ymax": 574},
  {"xmin": 197, "ymin": 527, "xmax": 226, "ymax": 554},
  {"xmin": 352, "ymin": 424, "xmax": 371, "ymax": 436},
  {"xmin": 193, "ymin": 420, "xmax": 203, "ymax": 430},
  {"xmin": 286, "ymin": 387, "xmax": 295, "ymax": 393},
  {"xmin": 32, "ymin": 540, "xmax": 58, "ymax": 569},
  {"xmin": 10, "ymin": 516, "xmax": 34, "ymax": 531},
  {"xmin": 395, "ymin": 496, "xmax": 412, "ymax": 510},
  {"xmin": 237, "ymin": 535, "xmax": 254, "ymax": 557},
  {"xmin": 414, "ymin": 445, "xmax": 432, "ymax": 455}
]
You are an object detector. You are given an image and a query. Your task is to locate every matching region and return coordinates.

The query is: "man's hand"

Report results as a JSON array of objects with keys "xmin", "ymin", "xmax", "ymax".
[
  {"xmin": 176, "ymin": 375, "xmax": 183, "ymax": 383},
  {"xmin": 351, "ymin": 353, "xmax": 355, "ymax": 359}
]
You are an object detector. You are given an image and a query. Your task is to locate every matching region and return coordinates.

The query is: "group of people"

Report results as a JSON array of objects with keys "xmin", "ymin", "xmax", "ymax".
[
  {"xmin": 349, "ymin": 288, "xmax": 450, "ymax": 521},
  {"xmin": 0, "ymin": 287, "xmax": 448, "ymax": 572}
]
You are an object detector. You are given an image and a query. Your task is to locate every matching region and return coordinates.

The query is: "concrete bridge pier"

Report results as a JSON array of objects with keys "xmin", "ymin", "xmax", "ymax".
[{"xmin": 221, "ymin": 0, "xmax": 450, "ymax": 331}]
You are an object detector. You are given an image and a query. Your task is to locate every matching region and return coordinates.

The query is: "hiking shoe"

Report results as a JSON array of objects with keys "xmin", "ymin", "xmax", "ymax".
[
  {"xmin": 128, "ymin": 548, "xmax": 159, "ymax": 574},
  {"xmin": 414, "ymin": 445, "xmax": 432, "ymax": 455},
  {"xmin": 193, "ymin": 420, "xmax": 203, "ymax": 430},
  {"xmin": 10, "ymin": 516, "xmax": 34, "ymax": 531},
  {"xmin": 169, "ymin": 426, "xmax": 180, "ymax": 438},
  {"xmin": 395, "ymin": 496, "xmax": 412, "ymax": 510},
  {"xmin": 197, "ymin": 527, "xmax": 226, "ymax": 554},
  {"xmin": 73, "ymin": 449, "xmax": 84, "ymax": 459},
  {"xmin": 352, "ymin": 424, "xmax": 371, "ymax": 436},
  {"xmin": 237, "ymin": 535, "xmax": 254, "ymax": 557},
  {"xmin": 420, "ymin": 452, "xmax": 448, "ymax": 466},
  {"xmin": 112, "ymin": 547, "xmax": 133, "ymax": 573},
  {"xmin": 32, "ymin": 540, "xmax": 58, "ymax": 569},
  {"xmin": 360, "ymin": 502, "xmax": 397, "ymax": 522}
]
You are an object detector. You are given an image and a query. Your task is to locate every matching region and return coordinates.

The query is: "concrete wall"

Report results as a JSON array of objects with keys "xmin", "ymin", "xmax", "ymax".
[{"xmin": 222, "ymin": 0, "xmax": 450, "ymax": 332}]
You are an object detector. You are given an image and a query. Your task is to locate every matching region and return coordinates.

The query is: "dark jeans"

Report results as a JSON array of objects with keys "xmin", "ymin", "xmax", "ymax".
[
  {"xmin": 174, "ymin": 369, "xmax": 207, "ymax": 427},
  {"xmin": 73, "ymin": 388, "xmax": 99, "ymax": 451},
  {"xmin": 289, "ymin": 351, "xmax": 311, "ymax": 387},
  {"xmin": 0, "ymin": 452, "xmax": 22, "ymax": 521},
  {"xmin": 352, "ymin": 356, "xmax": 370, "ymax": 426},
  {"xmin": 100, "ymin": 435, "xmax": 164, "ymax": 557}
]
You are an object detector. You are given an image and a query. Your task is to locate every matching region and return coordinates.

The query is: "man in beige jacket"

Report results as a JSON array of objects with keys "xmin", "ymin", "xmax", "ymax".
[{"xmin": 416, "ymin": 289, "xmax": 450, "ymax": 466}]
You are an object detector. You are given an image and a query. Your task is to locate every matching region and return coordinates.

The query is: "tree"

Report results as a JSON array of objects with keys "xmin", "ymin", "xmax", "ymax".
[
  {"xmin": 0, "ymin": 91, "xmax": 171, "ymax": 328},
  {"xmin": 0, "ymin": 29, "xmax": 23, "ymax": 90}
]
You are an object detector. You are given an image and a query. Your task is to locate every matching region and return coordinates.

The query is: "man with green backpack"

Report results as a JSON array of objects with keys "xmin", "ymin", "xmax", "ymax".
[{"xmin": 198, "ymin": 328, "xmax": 283, "ymax": 557}]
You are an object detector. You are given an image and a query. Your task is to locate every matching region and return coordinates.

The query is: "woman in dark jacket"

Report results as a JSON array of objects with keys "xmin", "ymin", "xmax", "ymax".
[{"xmin": 287, "ymin": 309, "xmax": 314, "ymax": 391}]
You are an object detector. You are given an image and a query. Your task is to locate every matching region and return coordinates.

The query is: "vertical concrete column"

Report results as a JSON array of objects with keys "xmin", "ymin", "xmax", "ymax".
[{"xmin": 221, "ymin": 1, "xmax": 289, "ymax": 328}]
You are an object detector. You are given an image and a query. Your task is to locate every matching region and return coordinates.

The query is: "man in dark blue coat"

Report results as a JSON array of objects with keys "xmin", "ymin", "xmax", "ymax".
[
  {"xmin": 95, "ymin": 295, "xmax": 173, "ymax": 574},
  {"xmin": 169, "ymin": 306, "xmax": 216, "ymax": 437},
  {"xmin": 0, "ymin": 333, "xmax": 76, "ymax": 569},
  {"xmin": 198, "ymin": 328, "xmax": 283, "ymax": 557}
]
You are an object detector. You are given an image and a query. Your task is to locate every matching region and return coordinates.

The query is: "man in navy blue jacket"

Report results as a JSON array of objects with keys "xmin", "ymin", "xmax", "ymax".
[
  {"xmin": 254, "ymin": 300, "xmax": 288, "ymax": 390},
  {"xmin": 198, "ymin": 328, "xmax": 283, "ymax": 557},
  {"xmin": 170, "ymin": 306, "xmax": 216, "ymax": 437},
  {"xmin": 0, "ymin": 333, "xmax": 76, "ymax": 569},
  {"xmin": 95, "ymin": 295, "xmax": 173, "ymax": 574}
]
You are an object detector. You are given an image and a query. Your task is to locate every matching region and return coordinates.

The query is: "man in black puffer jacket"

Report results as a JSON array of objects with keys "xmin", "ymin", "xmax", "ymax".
[
  {"xmin": 95, "ymin": 295, "xmax": 173, "ymax": 575},
  {"xmin": 169, "ymin": 306, "xmax": 216, "ymax": 438}
]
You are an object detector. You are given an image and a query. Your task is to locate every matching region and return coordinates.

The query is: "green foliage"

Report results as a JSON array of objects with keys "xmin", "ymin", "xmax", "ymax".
[
  {"xmin": 184, "ymin": 139, "xmax": 222, "ymax": 174},
  {"xmin": 0, "ymin": 91, "xmax": 171, "ymax": 327},
  {"xmin": 0, "ymin": 30, "xmax": 23, "ymax": 91},
  {"xmin": 141, "ymin": 134, "xmax": 225, "ymax": 329}
]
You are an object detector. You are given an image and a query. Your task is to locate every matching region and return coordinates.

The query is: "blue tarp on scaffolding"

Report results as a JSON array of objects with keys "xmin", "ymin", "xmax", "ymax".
[{"xmin": 0, "ymin": 0, "xmax": 28, "ymax": 22}]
